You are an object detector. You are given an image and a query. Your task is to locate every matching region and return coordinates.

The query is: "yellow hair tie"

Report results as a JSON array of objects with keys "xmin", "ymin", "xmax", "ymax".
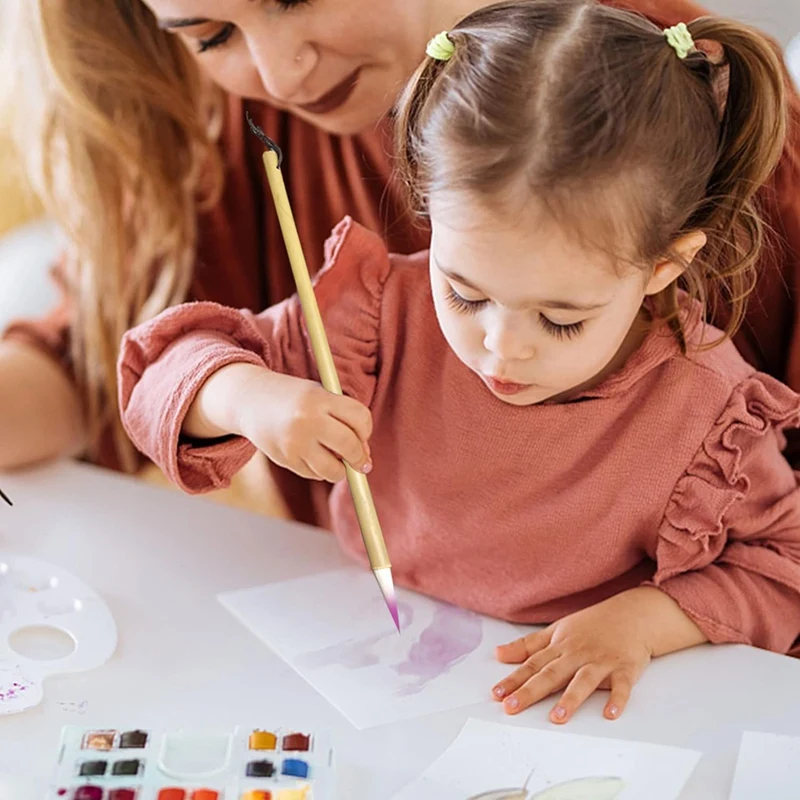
[
  {"xmin": 426, "ymin": 31, "xmax": 455, "ymax": 62},
  {"xmin": 664, "ymin": 22, "xmax": 695, "ymax": 59}
]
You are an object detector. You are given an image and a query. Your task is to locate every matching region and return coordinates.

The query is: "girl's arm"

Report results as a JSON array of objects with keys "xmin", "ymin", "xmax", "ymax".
[
  {"xmin": 182, "ymin": 362, "xmax": 264, "ymax": 440},
  {"xmin": 494, "ymin": 373, "xmax": 800, "ymax": 723},
  {"xmin": 649, "ymin": 374, "xmax": 800, "ymax": 654},
  {"xmin": 0, "ymin": 341, "xmax": 85, "ymax": 470},
  {"xmin": 118, "ymin": 217, "xmax": 392, "ymax": 494}
]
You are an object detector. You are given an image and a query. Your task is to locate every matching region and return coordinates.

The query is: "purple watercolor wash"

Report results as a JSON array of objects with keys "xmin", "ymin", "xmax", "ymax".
[
  {"xmin": 294, "ymin": 602, "xmax": 414, "ymax": 670},
  {"xmin": 295, "ymin": 632, "xmax": 387, "ymax": 670},
  {"xmin": 293, "ymin": 599, "xmax": 484, "ymax": 697},
  {"xmin": 391, "ymin": 603, "xmax": 483, "ymax": 695}
]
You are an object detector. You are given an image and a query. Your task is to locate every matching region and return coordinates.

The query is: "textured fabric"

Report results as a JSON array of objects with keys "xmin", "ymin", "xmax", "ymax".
[
  {"xmin": 4, "ymin": 0, "xmax": 800, "ymax": 477},
  {"xmin": 119, "ymin": 218, "xmax": 800, "ymax": 655}
]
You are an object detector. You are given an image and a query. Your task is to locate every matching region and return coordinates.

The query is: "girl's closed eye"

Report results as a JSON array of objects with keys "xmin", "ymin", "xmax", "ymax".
[
  {"xmin": 446, "ymin": 286, "xmax": 488, "ymax": 315},
  {"xmin": 446, "ymin": 285, "xmax": 585, "ymax": 340},
  {"xmin": 540, "ymin": 316, "xmax": 585, "ymax": 340},
  {"xmin": 196, "ymin": 0, "xmax": 311, "ymax": 54}
]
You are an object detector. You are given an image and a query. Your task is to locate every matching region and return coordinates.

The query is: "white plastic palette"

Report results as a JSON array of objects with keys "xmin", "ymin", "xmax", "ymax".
[
  {"xmin": 0, "ymin": 552, "xmax": 117, "ymax": 714},
  {"xmin": 52, "ymin": 725, "xmax": 334, "ymax": 800}
]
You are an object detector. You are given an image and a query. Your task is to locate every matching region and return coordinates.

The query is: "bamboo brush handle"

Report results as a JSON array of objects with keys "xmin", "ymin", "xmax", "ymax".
[{"xmin": 262, "ymin": 150, "xmax": 391, "ymax": 571}]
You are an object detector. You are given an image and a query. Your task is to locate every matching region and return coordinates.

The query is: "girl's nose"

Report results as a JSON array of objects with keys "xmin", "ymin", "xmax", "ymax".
[{"xmin": 483, "ymin": 315, "xmax": 536, "ymax": 362}]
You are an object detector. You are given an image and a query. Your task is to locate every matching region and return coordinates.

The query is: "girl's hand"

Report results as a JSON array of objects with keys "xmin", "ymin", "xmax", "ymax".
[
  {"xmin": 185, "ymin": 363, "xmax": 373, "ymax": 483},
  {"xmin": 237, "ymin": 368, "xmax": 373, "ymax": 482},
  {"xmin": 491, "ymin": 587, "xmax": 706, "ymax": 724}
]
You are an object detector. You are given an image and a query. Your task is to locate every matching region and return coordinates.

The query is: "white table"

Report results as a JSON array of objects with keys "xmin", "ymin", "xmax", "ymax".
[{"xmin": 1, "ymin": 461, "xmax": 799, "ymax": 799}]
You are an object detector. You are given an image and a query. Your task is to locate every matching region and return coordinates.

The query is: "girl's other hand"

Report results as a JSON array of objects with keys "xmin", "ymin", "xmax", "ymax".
[{"xmin": 491, "ymin": 587, "xmax": 705, "ymax": 724}]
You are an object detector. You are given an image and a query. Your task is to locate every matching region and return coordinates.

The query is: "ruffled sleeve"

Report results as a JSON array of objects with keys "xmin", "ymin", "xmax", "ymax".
[
  {"xmin": 117, "ymin": 217, "xmax": 392, "ymax": 494},
  {"xmin": 649, "ymin": 373, "xmax": 800, "ymax": 654}
]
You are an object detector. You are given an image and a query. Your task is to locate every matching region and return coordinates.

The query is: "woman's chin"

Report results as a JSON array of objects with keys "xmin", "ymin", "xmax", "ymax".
[{"xmin": 295, "ymin": 103, "xmax": 390, "ymax": 136}]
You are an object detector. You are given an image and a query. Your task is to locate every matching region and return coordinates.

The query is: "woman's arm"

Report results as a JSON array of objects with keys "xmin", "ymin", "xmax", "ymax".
[{"xmin": 0, "ymin": 341, "xmax": 85, "ymax": 470}]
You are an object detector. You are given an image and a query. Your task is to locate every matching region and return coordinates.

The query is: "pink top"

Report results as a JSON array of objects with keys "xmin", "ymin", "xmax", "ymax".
[{"xmin": 119, "ymin": 218, "xmax": 800, "ymax": 655}]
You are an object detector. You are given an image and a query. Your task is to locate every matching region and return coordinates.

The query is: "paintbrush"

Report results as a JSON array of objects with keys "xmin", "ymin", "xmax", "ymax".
[
  {"xmin": 246, "ymin": 112, "xmax": 400, "ymax": 633},
  {"xmin": 0, "ymin": 488, "xmax": 12, "ymax": 507}
]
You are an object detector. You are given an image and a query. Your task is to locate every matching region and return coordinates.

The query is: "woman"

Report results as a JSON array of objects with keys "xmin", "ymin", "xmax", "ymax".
[{"xmin": 1, "ymin": 0, "xmax": 798, "ymax": 521}]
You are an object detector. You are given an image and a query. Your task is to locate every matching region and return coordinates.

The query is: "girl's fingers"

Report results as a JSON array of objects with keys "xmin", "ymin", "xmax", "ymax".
[
  {"xmin": 502, "ymin": 655, "xmax": 577, "ymax": 715},
  {"xmin": 604, "ymin": 670, "xmax": 635, "ymax": 720},
  {"xmin": 550, "ymin": 664, "xmax": 609, "ymax": 724},
  {"xmin": 492, "ymin": 646, "xmax": 559, "ymax": 701},
  {"xmin": 328, "ymin": 395, "xmax": 374, "ymax": 445},
  {"xmin": 296, "ymin": 457, "xmax": 326, "ymax": 481},
  {"xmin": 305, "ymin": 447, "xmax": 347, "ymax": 483},
  {"xmin": 318, "ymin": 417, "xmax": 371, "ymax": 473},
  {"xmin": 495, "ymin": 628, "xmax": 551, "ymax": 664}
]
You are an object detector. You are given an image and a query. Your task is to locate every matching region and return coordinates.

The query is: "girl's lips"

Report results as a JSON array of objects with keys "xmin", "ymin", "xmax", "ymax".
[
  {"xmin": 484, "ymin": 376, "xmax": 531, "ymax": 395},
  {"xmin": 298, "ymin": 69, "xmax": 360, "ymax": 115}
]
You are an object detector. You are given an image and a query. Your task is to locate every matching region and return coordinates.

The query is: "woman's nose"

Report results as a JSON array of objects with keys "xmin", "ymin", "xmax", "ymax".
[{"xmin": 248, "ymin": 31, "xmax": 317, "ymax": 104}]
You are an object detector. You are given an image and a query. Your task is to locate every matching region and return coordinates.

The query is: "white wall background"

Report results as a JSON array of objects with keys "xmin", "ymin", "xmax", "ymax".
[{"xmin": 706, "ymin": 0, "xmax": 800, "ymax": 46}]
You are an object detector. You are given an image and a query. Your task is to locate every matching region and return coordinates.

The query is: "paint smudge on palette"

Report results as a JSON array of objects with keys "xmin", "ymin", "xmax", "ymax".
[
  {"xmin": 0, "ymin": 668, "xmax": 40, "ymax": 713},
  {"xmin": 0, "ymin": 676, "xmax": 32, "ymax": 702}
]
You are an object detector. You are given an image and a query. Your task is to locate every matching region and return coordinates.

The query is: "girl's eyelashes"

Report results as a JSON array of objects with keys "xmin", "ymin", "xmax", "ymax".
[
  {"xmin": 446, "ymin": 285, "xmax": 585, "ymax": 340},
  {"xmin": 196, "ymin": 1, "xmax": 310, "ymax": 54},
  {"xmin": 445, "ymin": 287, "xmax": 488, "ymax": 315},
  {"xmin": 539, "ymin": 316, "xmax": 585, "ymax": 340}
]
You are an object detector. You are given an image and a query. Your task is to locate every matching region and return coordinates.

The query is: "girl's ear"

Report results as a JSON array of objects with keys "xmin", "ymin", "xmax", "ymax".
[{"xmin": 644, "ymin": 230, "xmax": 707, "ymax": 296}]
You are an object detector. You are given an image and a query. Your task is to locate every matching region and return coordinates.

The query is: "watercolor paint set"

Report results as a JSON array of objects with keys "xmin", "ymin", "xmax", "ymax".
[{"xmin": 52, "ymin": 725, "xmax": 334, "ymax": 800}]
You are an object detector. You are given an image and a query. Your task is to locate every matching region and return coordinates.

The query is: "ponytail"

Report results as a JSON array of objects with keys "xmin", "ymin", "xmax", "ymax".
[{"xmin": 684, "ymin": 17, "xmax": 787, "ymax": 336}]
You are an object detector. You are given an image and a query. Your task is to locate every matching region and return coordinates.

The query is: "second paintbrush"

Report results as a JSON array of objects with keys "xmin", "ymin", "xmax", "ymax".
[{"xmin": 246, "ymin": 112, "xmax": 400, "ymax": 633}]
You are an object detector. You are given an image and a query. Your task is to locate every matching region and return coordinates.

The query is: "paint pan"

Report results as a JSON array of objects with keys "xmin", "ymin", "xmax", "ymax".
[{"xmin": 51, "ymin": 725, "xmax": 333, "ymax": 799}]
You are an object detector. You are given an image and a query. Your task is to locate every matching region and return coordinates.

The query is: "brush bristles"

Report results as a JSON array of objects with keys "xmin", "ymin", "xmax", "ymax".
[{"xmin": 373, "ymin": 568, "xmax": 400, "ymax": 633}]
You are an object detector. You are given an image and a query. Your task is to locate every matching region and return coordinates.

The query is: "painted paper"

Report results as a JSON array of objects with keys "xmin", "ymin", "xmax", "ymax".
[{"xmin": 218, "ymin": 568, "xmax": 522, "ymax": 729}]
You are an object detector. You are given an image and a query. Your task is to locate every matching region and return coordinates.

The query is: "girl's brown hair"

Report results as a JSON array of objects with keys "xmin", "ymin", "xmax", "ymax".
[
  {"xmin": 397, "ymin": 0, "xmax": 788, "ymax": 347},
  {"xmin": 0, "ymin": 0, "xmax": 223, "ymax": 470}
]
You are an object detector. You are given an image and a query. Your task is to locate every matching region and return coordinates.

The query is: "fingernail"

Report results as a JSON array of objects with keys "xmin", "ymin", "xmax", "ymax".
[
  {"xmin": 607, "ymin": 704, "xmax": 620, "ymax": 718},
  {"xmin": 493, "ymin": 686, "xmax": 506, "ymax": 699},
  {"xmin": 553, "ymin": 705, "xmax": 567, "ymax": 720},
  {"xmin": 362, "ymin": 462, "xmax": 373, "ymax": 474},
  {"xmin": 504, "ymin": 696, "xmax": 520, "ymax": 711}
]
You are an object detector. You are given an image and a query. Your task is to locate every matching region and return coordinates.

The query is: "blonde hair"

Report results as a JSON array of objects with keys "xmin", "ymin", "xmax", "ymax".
[
  {"xmin": 0, "ymin": 0, "xmax": 223, "ymax": 470},
  {"xmin": 397, "ymin": 0, "xmax": 788, "ymax": 349}
]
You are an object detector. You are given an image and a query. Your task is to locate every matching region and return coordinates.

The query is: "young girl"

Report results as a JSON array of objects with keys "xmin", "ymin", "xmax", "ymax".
[{"xmin": 118, "ymin": 0, "xmax": 800, "ymax": 724}]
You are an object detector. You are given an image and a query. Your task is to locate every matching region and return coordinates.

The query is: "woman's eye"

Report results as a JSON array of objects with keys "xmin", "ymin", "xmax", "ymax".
[
  {"xmin": 195, "ymin": 1, "xmax": 309, "ymax": 54},
  {"xmin": 197, "ymin": 23, "xmax": 235, "ymax": 53},
  {"xmin": 539, "ymin": 315, "xmax": 585, "ymax": 340},
  {"xmin": 445, "ymin": 287, "xmax": 489, "ymax": 315}
]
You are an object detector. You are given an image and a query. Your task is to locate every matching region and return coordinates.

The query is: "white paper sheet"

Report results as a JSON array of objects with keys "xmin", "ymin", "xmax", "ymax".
[
  {"xmin": 391, "ymin": 719, "xmax": 701, "ymax": 800},
  {"xmin": 729, "ymin": 732, "xmax": 800, "ymax": 799},
  {"xmin": 218, "ymin": 568, "xmax": 523, "ymax": 729}
]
